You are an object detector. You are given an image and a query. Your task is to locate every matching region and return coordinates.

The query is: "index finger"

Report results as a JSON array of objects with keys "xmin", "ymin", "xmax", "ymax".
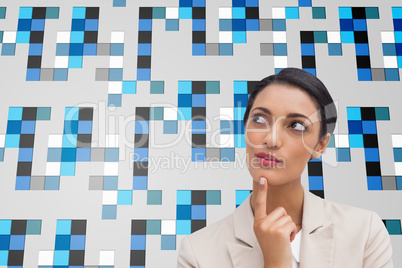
[{"xmin": 254, "ymin": 177, "xmax": 268, "ymax": 221}]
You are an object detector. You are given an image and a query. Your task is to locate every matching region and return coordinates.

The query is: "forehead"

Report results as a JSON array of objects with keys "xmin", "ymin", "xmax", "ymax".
[{"xmin": 252, "ymin": 83, "xmax": 320, "ymax": 119}]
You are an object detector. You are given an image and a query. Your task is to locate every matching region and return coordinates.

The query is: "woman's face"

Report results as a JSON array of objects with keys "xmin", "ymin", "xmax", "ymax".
[{"xmin": 245, "ymin": 83, "xmax": 330, "ymax": 186}]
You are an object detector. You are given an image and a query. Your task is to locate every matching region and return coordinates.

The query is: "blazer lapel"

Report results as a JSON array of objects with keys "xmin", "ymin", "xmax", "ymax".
[
  {"xmin": 299, "ymin": 187, "xmax": 335, "ymax": 268},
  {"xmin": 227, "ymin": 194, "xmax": 264, "ymax": 268}
]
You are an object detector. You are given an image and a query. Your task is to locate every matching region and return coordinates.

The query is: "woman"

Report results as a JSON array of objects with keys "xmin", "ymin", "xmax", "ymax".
[{"xmin": 177, "ymin": 68, "xmax": 393, "ymax": 268}]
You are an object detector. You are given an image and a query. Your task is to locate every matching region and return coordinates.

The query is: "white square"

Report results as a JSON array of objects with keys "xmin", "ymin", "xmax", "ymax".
[
  {"xmin": 3, "ymin": 31, "xmax": 17, "ymax": 43},
  {"xmin": 109, "ymin": 56, "xmax": 124, "ymax": 68},
  {"xmin": 38, "ymin": 251, "xmax": 54, "ymax": 265},
  {"xmin": 381, "ymin": 31, "xmax": 395, "ymax": 43},
  {"xmin": 57, "ymin": 31, "xmax": 70, "ymax": 43},
  {"xmin": 106, "ymin": 134, "xmax": 119, "ymax": 148},
  {"xmin": 273, "ymin": 31, "xmax": 286, "ymax": 43},
  {"xmin": 164, "ymin": 107, "xmax": 178, "ymax": 120},
  {"xmin": 334, "ymin": 134, "xmax": 349, "ymax": 148},
  {"xmin": 48, "ymin": 134, "xmax": 63, "ymax": 148},
  {"xmin": 166, "ymin": 7, "xmax": 179, "ymax": 19},
  {"xmin": 104, "ymin": 162, "xmax": 119, "ymax": 176},
  {"xmin": 0, "ymin": 134, "xmax": 5, "ymax": 147},
  {"xmin": 274, "ymin": 56, "xmax": 288, "ymax": 68},
  {"xmin": 99, "ymin": 250, "xmax": 115, "ymax": 265},
  {"xmin": 46, "ymin": 162, "xmax": 61, "ymax": 176},
  {"xmin": 55, "ymin": 56, "xmax": 69, "ymax": 68},
  {"xmin": 220, "ymin": 108, "xmax": 234, "ymax": 120},
  {"xmin": 161, "ymin": 220, "xmax": 176, "ymax": 235},
  {"xmin": 383, "ymin": 56, "xmax": 398, "ymax": 68},
  {"xmin": 111, "ymin": 31, "xmax": 124, "ymax": 43},
  {"xmin": 220, "ymin": 134, "xmax": 234, "ymax": 148},
  {"xmin": 392, "ymin": 134, "xmax": 402, "ymax": 147},
  {"xmin": 327, "ymin": 31, "xmax": 341, "ymax": 43},
  {"xmin": 272, "ymin": 7, "xmax": 286, "ymax": 19},
  {"xmin": 103, "ymin": 191, "xmax": 118, "ymax": 205},
  {"xmin": 219, "ymin": 7, "xmax": 232, "ymax": 19},
  {"xmin": 108, "ymin": 82, "xmax": 123, "ymax": 94},
  {"xmin": 395, "ymin": 162, "xmax": 402, "ymax": 175},
  {"xmin": 219, "ymin": 32, "xmax": 232, "ymax": 43}
]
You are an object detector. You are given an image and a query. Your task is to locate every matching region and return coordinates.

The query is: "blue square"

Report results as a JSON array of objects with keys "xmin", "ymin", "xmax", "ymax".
[
  {"xmin": 232, "ymin": 7, "xmax": 246, "ymax": 19},
  {"xmin": 192, "ymin": 0, "xmax": 205, "ymax": 7},
  {"xmin": 19, "ymin": 7, "xmax": 33, "ymax": 19},
  {"xmin": 308, "ymin": 176, "xmax": 323, "ymax": 190},
  {"xmin": 8, "ymin": 107, "xmax": 23, "ymax": 121},
  {"xmin": 105, "ymin": 148, "xmax": 119, "ymax": 162},
  {"xmin": 54, "ymin": 250, "xmax": 69, "ymax": 266},
  {"xmin": 273, "ymin": 43, "xmax": 287, "ymax": 56},
  {"xmin": 15, "ymin": 176, "xmax": 30, "ymax": 190},
  {"xmin": 178, "ymin": 94, "xmax": 192, "ymax": 107},
  {"xmin": 339, "ymin": 7, "xmax": 352, "ymax": 19},
  {"xmin": 179, "ymin": 7, "xmax": 192, "ymax": 19},
  {"xmin": 192, "ymin": 148, "xmax": 206, "ymax": 161},
  {"xmin": 54, "ymin": 68, "xmax": 68, "ymax": 81},
  {"xmin": 245, "ymin": 0, "xmax": 258, "ymax": 7},
  {"xmin": 139, "ymin": 19, "xmax": 152, "ymax": 31},
  {"xmin": 72, "ymin": 7, "xmax": 86, "ymax": 19},
  {"xmin": 367, "ymin": 176, "xmax": 382, "ymax": 190},
  {"xmin": 137, "ymin": 68, "xmax": 150, "ymax": 81},
  {"xmin": 110, "ymin": 43, "xmax": 124, "ymax": 56},
  {"xmin": 131, "ymin": 235, "xmax": 146, "ymax": 250},
  {"xmin": 336, "ymin": 148, "xmax": 350, "ymax": 161},
  {"xmin": 355, "ymin": 43, "xmax": 369, "ymax": 56},
  {"xmin": 104, "ymin": 176, "xmax": 118, "ymax": 190},
  {"xmin": 232, "ymin": 19, "xmax": 246, "ymax": 31},
  {"xmin": 176, "ymin": 220, "xmax": 191, "ymax": 235},
  {"xmin": 346, "ymin": 107, "xmax": 361, "ymax": 120},
  {"xmin": 163, "ymin": 120, "xmax": 178, "ymax": 134},
  {"xmin": 113, "ymin": 0, "xmax": 126, "ymax": 7},
  {"xmin": 161, "ymin": 235, "xmax": 176, "ymax": 250},
  {"xmin": 31, "ymin": 19, "xmax": 45, "ymax": 31},
  {"xmin": 192, "ymin": 94, "xmax": 205, "ymax": 107},
  {"xmin": 233, "ymin": 31, "xmax": 246, "ymax": 43},
  {"xmin": 7, "ymin": 121, "xmax": 21, "ymax": 134},
  {"xmin": 177, "ymin": 205, "xmax": 191, "ymax": 220},
  {"xmin": 191, "ymin": 205, "xmax": 206, "ymax": 220},
  {"xmin": 353, "ymin": 19, "xmax": 367, "ymax": 31},
  {"xmin": 118, "ymin": 190, "xmax": 132, "ymax": 205},
  {"xmin": 385, "ymin": 68, "xmax": 400, "ymax": 81},
  {"xmin": 2, "ymin": 43, "xmax": 16, "ymax": 56},
  {"xmin": 349, "ymin": 134, "xmax": 364, "ymax": 148},
  {"xmin": 56, "ymin": 220, "xmax": 71, "ymax": 235},
  {"xmin": 177, "ymin": 190, "xmax": 191, "ymax": 205},
  {"xmin": 83, "ymin": 43, "xmax": 97, "ymax": 55},
  {"xmin": 85, "ymin": 19, "xmax": 98, "ymax": 31},
  {"xmin": 166, "ymin": 19, "xmax": 179, "ymax": 31},
  {"xmin": 301, "ymin": 43, "xmax": 315, "ymax": 55},
  {"xmin": 78, "ymin": 120, "xmax": 92, "ymax": 134},
  {"xmin": 134, "ymin": 148, "xmax": 148, "ymax": 162},
  {"xmin": 70, "ymin": 235, "xmax": 85, "ymax": 250},
  {"xmin": 135, "ymin": 121, "xmax": 149, "ymax": 134},
  {"xmin": 365, "ymin": 148, "xmax": 380, "ymax": 162},
  {"xmin": 102, "ymin": 205, "xmax": 117, "ymax": 220},
  {"xmin": 18, "ymin": 148, "xmax": 33, "ymax": 162},
  {"xmin": 56, "ymin": 44, "xmax": 70, "ymax": 56},
  {"xmin": 26, "ymin": 68, "xmax": 41, "ymax": 81},
  {"xmin": 192, "ymin": 43, "xmax": 206, "ymax": 56},
  {"xmin": 133, "ymin": 176, "xmax": 147, "ymax": 190},
  {"xmin": 298, "ymin": 0, "xmax": 311, "ymax": 7},
  {"xmin": 221, "ymin": 148, "xmax": 235, "ymax": 162},
  {"xmin": 44, "ymin": 176, "xmax": 60, "ymax": 190},
  {"xmin": 340, "ymin": 31, "xmax": 354, "ymax": 43},
  {"xmin": 122, "ymin": 81, "xmax": 137, "ymax": 94},
  {"xmin": 339, "ymin": 19, "xmax": 353, "ymax": 31},
  {"xmin": 18, "ymin": 19, "xmax": 31, "ymax": 31},
  {"xmin": 348, "ymin": 120, "xmax": 362, "ymax": 134},
  {"xmin": 68, "ymin": 56, "xmax": 83, "ymax": 68},
  {"xmin": 272, "ymin": 19, "xmax": 286, "ymax": 31},
  {"xmin": 192, "ymin": 19, "xmax": 205, "ymax": 31},
  {"xmin": 219, "ymin": 19, "xmax": 232, "ymax": 31},
  {"xmin": 246, "ymin": 19, "xmax": 259, "ymax": 31},
  {"xmin": 192, "ymin": 121, "xmax": 206, "ymax": 134},
  {"xmin": 109, "ymin": 68, "xmax": 123, "ymax": 81},
  {"xmin": 55, "ymin": 235, "xmax": 70, "ymax": 250},
  {"xmin": 138, "ymin": 43, "xmax": 151, "ymax": 56},
  {"xmin": 76, "ymin": 148, "xmax": 90, "ymax": 162},
  {"xmin": 219, "ymin": 43, "xmax": 233, "ymax": 56},
  {"xmin": 362, "ymin": 120, "xmax": 377, "ymax": 134},
  {"xmin": 357, "ymin": 68, "xmax": 372, "ymax": 81},
  {"xmin": 285, "ymin": 7, "xmax": 299, "ymax": 19},
  {"xmin": 70, "ymin": 31, "xmax": 84, "ymax": 43}
]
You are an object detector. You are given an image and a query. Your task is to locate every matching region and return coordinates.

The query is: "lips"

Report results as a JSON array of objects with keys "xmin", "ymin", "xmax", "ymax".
[{"xmin": 255, "ymin": 152, "xmax": 283, "ymax": 163}]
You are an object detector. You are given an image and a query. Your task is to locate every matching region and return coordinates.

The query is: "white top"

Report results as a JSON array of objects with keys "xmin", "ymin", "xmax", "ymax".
[{"xmin": 290, "ymin": 229, "xmax": 302, "ymax": 268}]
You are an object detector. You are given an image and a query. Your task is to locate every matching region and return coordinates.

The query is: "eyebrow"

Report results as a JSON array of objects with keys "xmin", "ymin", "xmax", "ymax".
[{"xmin": 251, "ymin": 107, "xmax": 313, "ymax": 125}]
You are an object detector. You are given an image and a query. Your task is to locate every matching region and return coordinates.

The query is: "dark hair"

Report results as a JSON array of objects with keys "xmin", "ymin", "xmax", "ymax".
[{"xmin": 243, "ymin": 67, "xmax": 337, "ymax": 142}]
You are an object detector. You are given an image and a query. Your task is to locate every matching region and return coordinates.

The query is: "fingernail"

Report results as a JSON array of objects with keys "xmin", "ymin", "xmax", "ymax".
[{"xmin": 260, "ymin": 177, "xmax": 265, "ymax": 185}]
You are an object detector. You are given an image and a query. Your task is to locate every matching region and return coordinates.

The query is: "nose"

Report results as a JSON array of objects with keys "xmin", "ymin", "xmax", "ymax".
[{"xmin": 262, "ymin": 119, "xmax": 282, "ymax": 149}]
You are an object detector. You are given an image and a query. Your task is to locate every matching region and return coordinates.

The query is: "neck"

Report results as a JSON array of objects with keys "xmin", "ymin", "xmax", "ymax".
[{"xmin": 250, "ymin": 179, "xmax": 304, "ymax": 226}]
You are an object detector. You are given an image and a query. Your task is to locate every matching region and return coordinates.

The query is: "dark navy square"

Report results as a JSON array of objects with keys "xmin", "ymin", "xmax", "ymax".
[
  {"xmin": 178, "ymin": 94, "xmax": 192, "ymax": 107},
  {"xmin": 234, "ymin": 120, "xmax": 245, "ymax": 134},
  {"xmin": 69, "ymin": 43, "xmax": 84, "ymax": 56},
  {"xmin": 64, "ymin": 120, "xmax": 78, "ymax": 134},
  {"xmin": 179, "ymin": 0, "xmax": 192, "ymax": 7},
  {"xmin": 61, "ymin": 148, "xmax": 77, "ymax": 162},
  {"xmin": 18, "ymin": 19, "xmax": 32, "ymax": 31},
  {"xmin": 71, "ymin": 19, "xmax": 85, "ymax": 31},
  {"xmin": 395, "ymin": 43, "xmax": 402, "ymax": 56},
  {"xmin": 393, "ymin": 19, "xmax": 402, "ymax": 31},
  {"xmin": 55, "ymin": 235, "xmax": 70, "ymax": 250},
  {"xmin": 234, "ymin": 94, "xmax": 248, "ymax": 107},
  {"xmin": 339, "ymin": 19, "xmax": 353, "ymax": 31},
  {"xmin": 232, "ymin": 19, "xmax": 246, "ymax": 31},
  {"xmin": 233, "ymin": 0, "xmax": 246, "ymax": 7},
  {"xmin": 176, "ymin": 205, "xmax": 191, "ymax": 220},
  {"xmin": 348, "ymin": 120, "xmax": 362, "ymax": 134},
  {"xmin": 7, "ymin": 121, "xmax": 21, "ymax": 134}
]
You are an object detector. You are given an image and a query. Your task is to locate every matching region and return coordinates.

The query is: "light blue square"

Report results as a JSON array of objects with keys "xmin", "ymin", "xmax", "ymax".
[
  {"xmin": 72, "ymin": 7, "xmax": 86, "ymax": 19},
  {"xmin": 133, "ymin": 176, "xmax": 147, "ymax": 190},
  {"xmin": 395, "ymin": 31, "xmax": 402, "ymax": 43},
  {"xmin": 161, "ymin": 235, "xmax": 176, "ymax": 250},
  {"xmin": 365, "ymin": 148, "xmax": 380, "ymax": 162},
  {"xmin": 336, "ymin": 148, "xmax": 350, "ymax": 162},
  {"xmin": 176, "ymin": 220, "xmax": 191, "ymax": 235},
  {"xmin": 70, "ymin": 235, "xmax": 85, "ymax": 250},
  {"xmin": 8, "ymin": 107, "xmax": 23, "ymax": 120},
  {"xmin": 392, "ymin": 7, "xmax": 402, "ymax": 19},
  {"xmin": 56, "ymin": 220, "xmax": 72, "ymax": 235},
  {"xmin": 135, "ymin": 121, "xmax": 149, "ymax": 134},
  {"xmin": 179, "ymin": 7, "xmax": 192, "ymax": 19},
  {"xmin": 233, "ymin": 81, "xmax": 247, "ymax": 94},
  {"xmin": 69, "ymin": 56, "xmax": 83, "ymax": 68},
  {"xmin": 235, "ymin": 190, "xmax": 250, "ymax": 207},
  {"xmin": 44, "ymin": 176, "xmax": 60, "ymax": 190},
  {"xmin": 232, "ymin": 7, "xmax": 246, "ymax": 19},
  {"xmin": 234, "ymin": 107, "xmax": 246, "ymax": 120},
  {"xmin": 309, "ymin": 176, "xmax": 323, "ymax": 190},
  {"xmin": 339, "ymin": 7, "xmax": 352, "ymax": 19},
  {"xmin": 0, "ymin": 220, "xmax": 12, "ymax": 235},
  {"xmin": 118, "ymin": 190, "xmax": 132, "ymax": 205},
  {"xmin": 235, "ymin": 134, "xmax": 246, "ymax": 148},
  {"xmin": 60, "ymin": 162, "xmax": 75, "ymax": 176},
  {"xmin": 54, "ymin": 250, "xmax": 69, "ymax": 265},
  {"xmin": 16, "ymin": 31, "xmax": 30, "ymax": 43},
  {"xmin": 163, "ymin": 120, "xmax": 178, "ymax": 134},
  {"xmin": 70, "ymin": 31, "xmax": 84, "ymax": 43},
  {"xmin": 178, "ymin": 81, "xmax": 192, "ymax": 94},
  {"xmin": 62, "ymin": 134, "xmax": 77, "ymax": 147},
  {"xmin": 19, "ymin": 7, "xmax": 33, "ymax": 19},
  {"xmin": 349, "ymin": 134, "xmax": 363, "ymax": 148},
  {"xmin": 131, "ymin": 235, "xmax": 146, "ymax": 250},
  {"xmin": 122, "ymin": 81, "xmax": 136, "ymax": 94},
  {"xmin": 65, "ymin": 107, "xmax": 79, "ymax": 120},
  {"xmin": 367, "ymin": 176, "xmax": 382, "ymax": 190},
  {"xmin": 5, "ymin": 134, "xmax": 20, "ymax": 148},
  {"xmin": 134, "ymin": 148, "xmax": 148, "ymax": 162},
  {"xmin": 177, "ymin": 190, "xmax": 191, "ymax": 205},
  {"xmin": 9, "ymin": 235, "xmax": 25, "ymax": 250},
  {"xmin": 347, "ymin": 107, "xmax": 361, "ymax": 120},
  {"xmin": 0, "ymin": 250, "xmax": 8, "ymax": 265},
  {"xmin": 178, "ymin": 107, "xmax": 192, "ymax": 121},
  {"xmin": 191, "ymin": 205, "xmax": 206, "ymax": 219},
  {"xmin": 285, "ymin": 7, "xmax": 299, "ymax": 19},
  {"xmin": 102, "ymin": 205, "xmax": 117, "ymax": 220},
  {"xmin": 233, "ymin": 31, "xmax": 246, "ymax": 43},
  {"xmin": 340, "ymin": 31, "xmax": 354, "ymax": 43}
]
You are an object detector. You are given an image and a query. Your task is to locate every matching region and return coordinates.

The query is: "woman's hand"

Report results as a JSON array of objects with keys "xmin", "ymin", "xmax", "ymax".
[{"xmin": 253, "ymin": 177, "xmax": 297, "ymax": 268}]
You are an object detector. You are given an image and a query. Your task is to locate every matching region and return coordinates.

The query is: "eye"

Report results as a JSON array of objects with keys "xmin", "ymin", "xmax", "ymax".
[
  {"xmin": 251, "ymin": 114, "xmax": 268, "ymax": 125},
  {"xmin": 290, "ymin": 120, "xmax": 307, "ymax": 132}
]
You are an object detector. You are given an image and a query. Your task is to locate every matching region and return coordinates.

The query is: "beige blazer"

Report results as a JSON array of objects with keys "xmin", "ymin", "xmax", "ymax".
[{"xmin": 177, "ymin": 186, "xmax": 393, "ymax": 267}]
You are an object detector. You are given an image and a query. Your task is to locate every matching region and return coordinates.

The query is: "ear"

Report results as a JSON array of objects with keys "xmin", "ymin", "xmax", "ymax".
[{"xmin": 311, "ymin": 133, "xmax": 331, "ymax": 159}]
